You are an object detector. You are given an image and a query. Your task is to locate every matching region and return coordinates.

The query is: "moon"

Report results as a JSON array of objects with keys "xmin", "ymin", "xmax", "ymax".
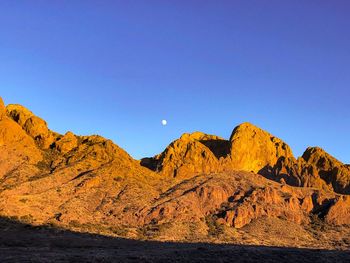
[{"xmin": 161, "ymin": 119, "xmax": 167, "ymax": 126}]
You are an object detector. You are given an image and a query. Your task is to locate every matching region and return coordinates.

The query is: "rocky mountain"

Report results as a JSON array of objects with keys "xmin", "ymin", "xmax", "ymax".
[
  {"xmin": 0, "ymin": 96, "xmax": 349, "ymax": 249},
  {"xmin": 141, "ymin": 132, "xmax": 230, "ymax": 178},
  {"xmin": 143, "ymin": 122, "xmax": 350, "ymax": 195}
]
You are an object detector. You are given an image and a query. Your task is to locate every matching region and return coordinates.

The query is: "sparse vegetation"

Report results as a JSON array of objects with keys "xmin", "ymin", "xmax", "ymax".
[
  {"xmin": 19, "ymin": 214, "xmax": 34, "ymax": 224},
  {"xmin": 205, "ymin": 215, "xmax": 225, "ymax": 238}
]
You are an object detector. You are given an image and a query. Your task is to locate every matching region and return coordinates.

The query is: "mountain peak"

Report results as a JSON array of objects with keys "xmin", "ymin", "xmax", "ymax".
[
  {"xmin": 179, "ymin": 131, "xmax": 223, "ymax": 141},
  {"xmin": 229, "ymin": 122, "xmax": 294, "ymax": 173}
]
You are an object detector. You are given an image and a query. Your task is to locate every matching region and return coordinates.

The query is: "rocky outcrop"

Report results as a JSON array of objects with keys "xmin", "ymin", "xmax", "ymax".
[
  {"xmin": 54, "ymin": 131, "xmax": 78, "ymax": 154},
  {"xmin": 263, "ymin": 147, "xmax": 350, "ymax": 194},
  {"xmin": 22, "ymin": 116, "xmax": 55, "ymax": 148},
  {"xmin": 6, "ymin": 104, "xmax": 57, "ymax": 149},
  {"xmin": 141, "ymin": 132, "xmax": 230, "ymax": 178},
  {"xmin": 143, "ymin": 171, "xmax": 345, "ymax": 230},
  {"xmin": 302, "ymin": 147, "xmax": 350, "ymax": 194},
  {"xmin": 6, "ymin": 104, "xmax": 35, "ymax": 126},
  {"xmin": 325, "ymin": 195, "xmax": 350, "ymax": 225},
  {"xmin": 223, "ymin": 187, "xmax": 314, "ymax": 228},
  {"xmin": 259, "ymin": 156, "xmax": 332, "ymax": 191},
  {"xmin": 142, "ymin": 123, "xmax": 297, "ymax": 179},
  {"xmin": 143, "ymin": 122, "xmax": 350, "ymax": 196},
  {"xmin": 0, "ymin": 98, "xmax": 43, "ymax": 185},
  {"xmin": 229, "ymin": 122, "xmax": 294, "ymax": 173}
]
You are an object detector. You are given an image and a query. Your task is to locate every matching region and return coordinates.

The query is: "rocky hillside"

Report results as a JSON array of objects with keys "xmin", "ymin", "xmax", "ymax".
[{"xmin": 0, "ymin": 96, "xmax": 349, "ymax": 249}]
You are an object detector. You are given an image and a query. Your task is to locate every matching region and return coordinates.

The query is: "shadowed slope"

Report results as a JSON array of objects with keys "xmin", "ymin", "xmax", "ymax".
[{"xmin": 0, "ymin": 216, "xmax": 349, "ymax": 262}]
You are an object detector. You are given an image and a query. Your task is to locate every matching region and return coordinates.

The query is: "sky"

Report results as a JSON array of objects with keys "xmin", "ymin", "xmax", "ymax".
[{"xmin": 0, "ymin": 1, "xmax": 349, "ymax": 162}]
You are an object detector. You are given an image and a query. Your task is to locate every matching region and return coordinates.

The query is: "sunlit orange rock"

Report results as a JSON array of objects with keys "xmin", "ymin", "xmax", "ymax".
[
  {"xmin": 302, "ymin": 147, "xmax": 350, "ymax": 194},
  {"xmin": 229, "ymin": 122, "xmax": 294, "ymax": 173},
  {"xmin": 6, "ymin": 104, "xmax": 35, "ymax": 126},
  {"xmin": 326, "ymin": 195, "xmax": 350, "ymax": 225},
  {"xmin": 141, "ymin": 132, "xmax": 230, "ymax": 178},
  {"xmin": 55, "ymin": 131, "xmax": 78, "ymax": 154}
]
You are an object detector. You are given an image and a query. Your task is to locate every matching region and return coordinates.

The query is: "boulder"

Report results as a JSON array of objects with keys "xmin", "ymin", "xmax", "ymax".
[
  {"xmin": 55, "ymin": 131, "xmax": 78, "ymax": 154},
  {"xmin": 23, "ymin": 116, "xmax": 55, "ymax": 148}
]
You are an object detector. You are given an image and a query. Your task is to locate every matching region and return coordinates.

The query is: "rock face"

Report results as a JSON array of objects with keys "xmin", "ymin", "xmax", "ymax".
[
  {"xmin": 6, "ymin": 104, "xmax": 56, "ymax": 149},
  {"xmin": 0, "ymin": 98, "xmax": 43, "ymax": 187},
  {"xmin": 23, "ymin": 116, "xmax": 55, "ymax": 148},
  {"xmin": 302, "ymin": 147, "xmax": 350, "ymax": 194},
  {"xmin": 6, "ymin": 104, "xmax": 35, "ymax": 126},
  {"xmin": 229, "ymin": 122, "xmax": 294, "ymax": 173},
  {"xmin": 325, "ymin": 195, "xmax": 350, "ymax": 225},
  {"xmin": 143, "ymin": 122, "xmax": 296, "ymax": 180},
  {"xmin": 141, "ymin": 132, "xmax": 230, "ymax": 178},
  {"xmin": 54, "ymin": 131, "xmax": 78, "ymax": 154},
  {"xmin": 223, "ymin": 186, "xmax": 310, "ymax": 228},
  {"xmin": 260, "ymin": 147, "xmax": 350, "ymax": 194}
]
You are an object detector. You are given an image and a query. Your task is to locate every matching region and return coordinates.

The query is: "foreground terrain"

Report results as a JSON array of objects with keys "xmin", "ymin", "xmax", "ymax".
[
  {"xmin": 0, "ymin": 96, "xmax": 349, "ymax": 261},
  {"xmin": 1, "ymin": 217, "xmax": 349, "ymax": 262}
]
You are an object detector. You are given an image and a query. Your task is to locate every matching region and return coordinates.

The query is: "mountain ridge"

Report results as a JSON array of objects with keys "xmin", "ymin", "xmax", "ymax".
[{"xmin": 0, "ymin": 96, "xmax": 349, "ymax": 249}]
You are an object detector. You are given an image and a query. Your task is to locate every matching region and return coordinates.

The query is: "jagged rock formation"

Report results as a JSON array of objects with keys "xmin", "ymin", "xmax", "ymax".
[
  {"xmin": 6, "ymin": 104, "xmax": 35, "ymax": 126},
  {"xmin": 0, "ymin": 101, "xmax": 43, "ymax": 185},
  {"xmin": 141, "ymin": 132, "xmax": 230, "ymax": 178},
  {"xmin": 54, "ymin": 131, "xmax": 78, "ymax": 154},
  {"xmin": 143, "ymin": 122, "xmax": 350, "ymax": 195},
  {"xmin": 6, "ymin": 104, "xmax": 58, "ymax": 149},
  {"xmin": 0, "ymin": 96, "xmax": 349, "ymax": 249},
  {"xmin": 260, "ymin": 147, "xmax": 350, "ymax": 194},
  {"xmin": 325, "ymin": 195, "xmax": 350, "ymax": 225},
  {"xmin": 229, "ymin": 122, "xmax": 294, "ymax": 173},
  {"xmin": 302, "ymin": 147, "xmax": 350, "ymax": 194}
]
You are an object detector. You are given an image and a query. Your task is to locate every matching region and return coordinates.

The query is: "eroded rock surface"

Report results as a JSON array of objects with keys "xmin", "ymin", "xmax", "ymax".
[
  {"xmin": 229, "ymin": 122, "xmax": 294, "ymax": 173},
  {"xmin": 141, "ymin": 132, "xmax": 230, "ymax": 178}
]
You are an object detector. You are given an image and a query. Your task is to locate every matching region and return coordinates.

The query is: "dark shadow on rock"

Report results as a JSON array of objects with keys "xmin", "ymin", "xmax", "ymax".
[
  {"xmin": 140, "ymin": 157, "xmax": 159, "ymax": 171},
  {"xmin": 310, "ymin": 193, "xmax": 336, "ymax": 219},
  {"xmin": 319, "ymin": 169, "xmax": 350, "ymax": 195},
  {"xmin": 258, "ymin": 157, "xmax": 301, "ymax": 187},
  {"xmin": 0, "ymin": 216, "xmax": 349, "ymax": 262},
  {"xmin": 200, "ymin": 139, "xmax": 231, "ymax": 159}
]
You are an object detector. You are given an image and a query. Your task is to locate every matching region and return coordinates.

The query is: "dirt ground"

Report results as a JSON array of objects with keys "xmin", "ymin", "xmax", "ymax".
[{"xmin": 0, "ymin": 217, "xmax": 349, "ymax": 263}]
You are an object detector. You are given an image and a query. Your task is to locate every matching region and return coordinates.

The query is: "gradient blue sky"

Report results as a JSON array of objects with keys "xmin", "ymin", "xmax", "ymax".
[{"xmin": 0, "ymin": 1, "xmax": 349, "ymax": 162}]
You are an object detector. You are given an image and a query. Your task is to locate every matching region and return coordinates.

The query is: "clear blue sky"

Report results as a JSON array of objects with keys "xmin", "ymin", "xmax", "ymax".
[{"xmin": 0, "ymin": 1, "xmax": 349, "ymax": 162}]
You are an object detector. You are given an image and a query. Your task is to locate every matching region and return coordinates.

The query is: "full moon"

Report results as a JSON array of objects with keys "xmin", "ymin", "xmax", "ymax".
[{"xmin": 161, "ymin": 119, "xmax": 167, "ymax": 126}]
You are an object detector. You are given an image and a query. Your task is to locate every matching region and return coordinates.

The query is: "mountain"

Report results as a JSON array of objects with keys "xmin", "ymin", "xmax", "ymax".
[
  {"xmin": 0, "ymin": 96, "xmax": 349, "ymax": 249},
  {"xmin": 142, "ymin": 122, "xmax": 350, "ymax": 194}
]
